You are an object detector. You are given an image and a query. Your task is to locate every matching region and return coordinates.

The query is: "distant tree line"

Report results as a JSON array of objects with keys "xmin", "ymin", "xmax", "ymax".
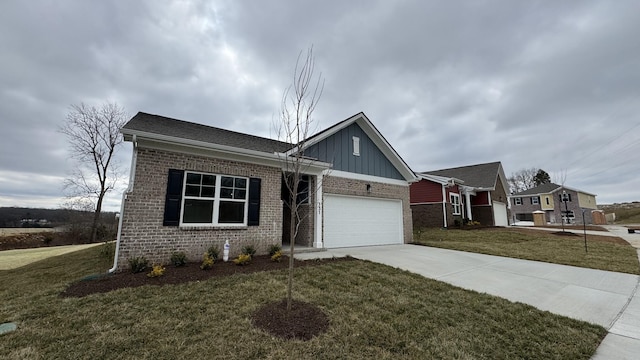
[{"xmin": 0, "ymin": 207, "xmax": 117, "ymax": 229}]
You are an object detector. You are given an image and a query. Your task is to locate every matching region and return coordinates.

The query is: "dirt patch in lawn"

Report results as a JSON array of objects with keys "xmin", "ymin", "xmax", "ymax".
[
  {"xmin": 252, "ymin": 298, "xmax": 329, "ymax": 341},
  {"xmin": 61, "ymin": 255, "xmax": 353, "ymax": 298}
]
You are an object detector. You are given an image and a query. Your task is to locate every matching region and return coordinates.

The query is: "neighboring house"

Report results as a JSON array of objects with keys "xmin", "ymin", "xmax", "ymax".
[
  {"xmin": 114, "ymin": 112, "xmax": 417, "ymax": 269},
  {"xmin": 411, "ymin": 161, "xmax": 510, "ymax": 227},
  {"xmin": 509, "ymin": 183, "xmax": 598, "ymax": 224}
]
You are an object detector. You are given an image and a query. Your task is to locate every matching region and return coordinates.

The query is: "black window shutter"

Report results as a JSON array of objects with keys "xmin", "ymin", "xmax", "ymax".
[
  {"xmin": 568, "ymin": 193, "xmax": 572, "ymax": 202},
  {"xmin": 248, "ymin": 177, "xmax": 261, "ymax": 226},
  {"xmin": 163, "ymin": 169, "xmax": 184, "ymax": 226}
]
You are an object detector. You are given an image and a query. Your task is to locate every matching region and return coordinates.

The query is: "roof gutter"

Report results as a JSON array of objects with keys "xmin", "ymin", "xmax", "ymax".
[
  {"xmin": 109, "ymin": 134, "xmax": 137, "ymax": 274},
  {"xmin": 121, "ymin": 129, "xmax": 332, "ymax": 172}
]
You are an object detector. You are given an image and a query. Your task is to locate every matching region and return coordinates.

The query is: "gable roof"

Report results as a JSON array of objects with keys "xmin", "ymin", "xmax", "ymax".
[
  {"xmin": 122, "ymin": 112, "xmax": 292, "ymax": 153},
  {"xmin": 512, "ymin": 183, "xmax": 596, "ymax": 197},
  {"xmin": 294, "ymin": 112, "xmax": 417, "ymax": 182},
  {"xmin": 512, "ymin": 183, "xmax": 561, "ymax": 196},
  {"xmin": 422, "ymin": 161, "xmax": 504, "ymax": 189}
]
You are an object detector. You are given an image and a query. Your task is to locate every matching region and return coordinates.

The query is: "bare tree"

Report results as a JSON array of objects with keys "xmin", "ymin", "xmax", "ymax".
[
  {"xmin": 59, "ymin": 102, "xmax": 127, "ymax": 243},
  {"xmin": 507, "ymin": 168, "xmax": 538, "ymax": 194},
  {"xmin": 553, "ymin": 168, "xmax": 568, "ymax": 186},
  {"xmin": 276, "ymin": 47, "xmax": 324, "ymax": 311}
]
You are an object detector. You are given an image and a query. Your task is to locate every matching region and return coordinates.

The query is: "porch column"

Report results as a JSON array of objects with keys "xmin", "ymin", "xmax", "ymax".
[
  {"xmin": 441, "ymin": 184, "xmax": 448, "ymax": 228},
  {"xmin": 465, "ymin": 191, "xmax": 473, "ymax": 220},
  {"xmin": 313, "ymin": 172, "xmax": 324, "ymax": 248}
]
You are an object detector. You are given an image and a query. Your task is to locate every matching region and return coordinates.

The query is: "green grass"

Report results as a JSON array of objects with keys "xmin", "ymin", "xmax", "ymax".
[
  {"xmin": 0, "ymin": 246, "xmax": 607, "ymax": 359},
  {"xmin": 612, "ymin": 207, "xmax": 640, "ymax": 224},
  {"xmin": 414, "ymin": 228, "xmax": 640, "ymax": 275}
]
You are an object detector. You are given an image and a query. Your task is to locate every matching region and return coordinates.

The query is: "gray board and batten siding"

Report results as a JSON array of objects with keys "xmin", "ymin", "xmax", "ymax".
[{"xmin": 304, "ymin": 122, "xmax": 403, "ymax": 180}]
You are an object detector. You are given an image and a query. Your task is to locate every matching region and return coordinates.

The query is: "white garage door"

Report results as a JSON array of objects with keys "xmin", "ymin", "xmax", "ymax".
[
  {"xmin": 493, "ymin": 201, "xmax": 508, "ymax": 226},
  {"xmin": 323, "ymin": 194, "xmax": 403, "ymax": 248}
]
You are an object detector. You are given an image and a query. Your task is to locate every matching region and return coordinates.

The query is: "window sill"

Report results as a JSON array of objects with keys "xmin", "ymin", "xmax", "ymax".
[{"xmin": 179, "ymin": 225, "xmax": 248, "ymax": 231}]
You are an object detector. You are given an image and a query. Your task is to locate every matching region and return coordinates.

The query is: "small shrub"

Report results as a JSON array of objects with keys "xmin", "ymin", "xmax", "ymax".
[
  {"xmin": 170, "ymin": 251, "xmax": 188, "ymax": 267},
  {"xmin": 271, "ymin": 250, "xmax": 282, "ymax": 262},
  {"xmin": 43, "ymin": 234, "xmax": 54, "ymax": 245},
  {"xmin": 200, "ymin": 252, "xmax": 214, "ymax": 270},
  {"xmin": 128, "ymin": 257, "xmax": 149, "ymax": 273},
  {"xmin": 242, "ymin": 245, "xmax": 256, "ymax": 257},
  {"xmin": 268, "ymin": 244, "xmax": 282, "ymax": 257},
  {"xmin": 147, "ymin": 264, "xmax": 165, "ymax": 278},
  {"xmin": 233, "ymin": 253, "xmax": 251, "ymax": 266},
  {"xmin": 207, "ymin": 246, "xmax": 220, "ymax": 261}
]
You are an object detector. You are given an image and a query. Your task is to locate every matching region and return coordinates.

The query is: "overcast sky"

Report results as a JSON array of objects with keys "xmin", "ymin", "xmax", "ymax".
[{"xmin": 1, "ymin": 0, "xmax": 639, "ymax": 212}]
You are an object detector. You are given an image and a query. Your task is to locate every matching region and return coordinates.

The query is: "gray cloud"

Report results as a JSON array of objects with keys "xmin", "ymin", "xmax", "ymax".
[{"xmin": 1, "ymin": 0, "xmax": 639, "ymax": 210}]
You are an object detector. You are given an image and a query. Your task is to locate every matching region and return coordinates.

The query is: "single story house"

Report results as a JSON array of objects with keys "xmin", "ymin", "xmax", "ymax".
[
  {"xmin": 112, "ymin": 112, "xmax": 417, "ymax": 270},
  {"xmin": 509, "ymin": 183, "xmax": 598, "ymax": 224},
  {"xmin": 410, "ymin": 161, "xmax": 510, "ymax": 227}
]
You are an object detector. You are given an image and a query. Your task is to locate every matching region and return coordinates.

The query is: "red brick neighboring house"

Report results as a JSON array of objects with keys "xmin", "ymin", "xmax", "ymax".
[
  {"xmin": 411, "ymin": 162, "xmax": 510, "ymax": 228},
  {"xmin": 112, "ymin": 112, "xmax": 417, "ymax": 271}
]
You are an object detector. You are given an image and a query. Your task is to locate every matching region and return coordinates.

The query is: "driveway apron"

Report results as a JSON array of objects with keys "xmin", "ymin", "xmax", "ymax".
[{"xmin": 296, "ymin": 244, "xmax": 640, "ymax": 359}]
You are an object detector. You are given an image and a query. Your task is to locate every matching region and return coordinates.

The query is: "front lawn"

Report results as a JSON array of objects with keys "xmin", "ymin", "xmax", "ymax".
[
  {"xmin": 0, "ymin": 246, "xmax": 606, "ymax": 359},
  {"xmin": 414, "ymin": 227, "xmax": 640, "ymax": 275}
]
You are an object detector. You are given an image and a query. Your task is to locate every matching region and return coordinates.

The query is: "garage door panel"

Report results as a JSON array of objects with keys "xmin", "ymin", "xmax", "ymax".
[
  {"xmin": 324, "ymin": 195, "xmax": 403, "ymax": 248},
  {"xmin": 493, "ymin": 201, "xmax": 508, "ymax": 226}
]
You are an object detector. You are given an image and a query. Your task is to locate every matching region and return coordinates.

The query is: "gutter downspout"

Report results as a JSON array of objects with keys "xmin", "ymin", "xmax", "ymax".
[
  {"xmin": 109, "ymin": 135, "xmax": 137, "ymax": 273},
  {"xmin": 441, "ymin": 184, "xmax": 447, "ymax": 228}
]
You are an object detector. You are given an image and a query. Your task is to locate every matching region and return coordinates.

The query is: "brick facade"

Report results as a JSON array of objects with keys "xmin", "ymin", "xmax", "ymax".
[
  {"xmin": 510, "ymin": 189, "xmax": 594, "ymax": 225},
  {"xmin": 411, "ymin": 203, "xmax": 456, "ymax": 228},
  {"xmin": 117, "ymin": 147, "xmax": 283, "ymax": 271},
  {"xmin": 322, "ymin": 175, "xmax": 413, "ymax": 244}
]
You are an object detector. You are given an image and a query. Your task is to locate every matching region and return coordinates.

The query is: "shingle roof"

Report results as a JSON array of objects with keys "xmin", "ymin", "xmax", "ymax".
[
  {"xmin": 122, "ymin": 112, "xmax": 293, "ymax": 153},
  {"xmin": 422, "ymin": 161, "xmax": 502, "ymax": 189},
  {"xmin": 512, "ymin": 183, "xmax": 562, "ymax": 196}
]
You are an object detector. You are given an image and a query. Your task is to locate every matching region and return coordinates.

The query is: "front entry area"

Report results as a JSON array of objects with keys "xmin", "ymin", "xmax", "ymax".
[{"xmin": 323, "ymin": 194, "xmax": 403, "ymax": 248}]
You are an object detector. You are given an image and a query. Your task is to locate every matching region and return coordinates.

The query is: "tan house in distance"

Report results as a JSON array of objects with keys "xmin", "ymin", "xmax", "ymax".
[{"xmin": 509, "ymin": 183, "xmax": 599, "ymax": 225}]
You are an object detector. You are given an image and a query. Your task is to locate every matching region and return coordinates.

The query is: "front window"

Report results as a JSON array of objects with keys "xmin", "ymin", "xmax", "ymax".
[
  {"xmin": 181, "ymin": 172, "xmax": 248, "ymax": 226},
  {"xmin": 514, "ymin": 197, "xmax": 522, "ymax": 205},
  {"xmin": 450, "ymin": 193, "xmax": 461, "ymax": 215},
  {"xmin": 531, "ymin": 197, "xmax": 539, "ymax": 205}
]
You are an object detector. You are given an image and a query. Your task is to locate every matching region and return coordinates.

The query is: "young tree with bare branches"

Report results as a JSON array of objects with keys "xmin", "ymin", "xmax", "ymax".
[
  {"xmin": 276, "ymin": 47, "xmax": 324, "ymax": 311},
  {"xmin": 59, "ymin": 102, "xmax": 127, "ymax": 243}
]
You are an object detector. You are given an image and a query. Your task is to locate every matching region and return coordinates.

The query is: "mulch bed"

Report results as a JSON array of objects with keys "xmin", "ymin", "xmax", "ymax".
[
  {"xmin": 61, "ymin": 255, "xmax": 353, "ymax": 298},
  {"xmin": 551, "ymin": 231, "xmax": 580, "ymax": 237},
  {"xmin": 61, "ymin": 254, "xmax": 346, "ymax": 341},
  {"xmin": 252, "ymin": 298, "xmax": 329, "ymax": 341}
]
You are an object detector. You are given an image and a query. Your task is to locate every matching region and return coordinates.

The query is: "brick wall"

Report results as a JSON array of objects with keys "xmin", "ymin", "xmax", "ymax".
[
  {"xmin": 411, "ymin": 203, "xmax": 456, "ymax": 228},
  {"xmin": 322, "ymin": 175, "xmax": 413, "ymax": 243},
  {"xmin": 117, "ymin": 147, "xmax": 283, "ymax": 271}
]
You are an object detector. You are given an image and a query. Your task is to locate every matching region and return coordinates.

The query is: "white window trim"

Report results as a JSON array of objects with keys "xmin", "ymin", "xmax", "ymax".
[
  {"xmin": 179, "ymin": 171, "xmax": 249, "ymax": 227},
  {"xmin": 532, "ymin": 197, "xmax": 539, "ymax": 205},
  {"xmin": 450, "ymin": 193, "xmax": 461, "ymax": 215},
  {"xmin": 514, "ymin": 197, "xmax": 522, "ymax": 205},
  {"xmin": 352, "ymin": 136, "xmax": 360, "ymax": 156}
]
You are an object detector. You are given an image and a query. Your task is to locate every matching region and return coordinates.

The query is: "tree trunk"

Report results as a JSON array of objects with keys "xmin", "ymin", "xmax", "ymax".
[
  {"xmin": 91, "ymin": 194, "xmax": 104, "ymax": 243},
  {"xmin": 287, "ymin": 175, "xmax": 299, "ymax": 311}
]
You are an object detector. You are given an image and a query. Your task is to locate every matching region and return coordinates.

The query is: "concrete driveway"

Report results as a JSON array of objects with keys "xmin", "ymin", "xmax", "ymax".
[{"xmin": 296, "ymin": 244, "xmax": 640, "ymax": 359}]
